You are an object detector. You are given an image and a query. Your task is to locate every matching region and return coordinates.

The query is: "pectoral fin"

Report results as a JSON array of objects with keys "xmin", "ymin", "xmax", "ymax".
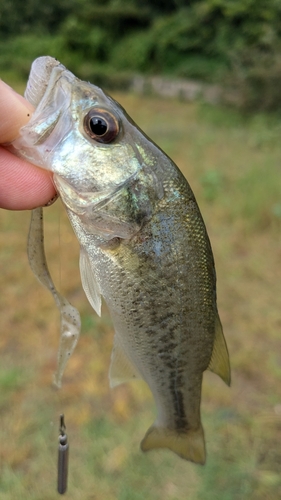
[
  {"xmin": 79, "ymin": 248, "xmax": 101, "ymax": 316},
  {"xmin": 109, "ymin": 334, "xmax": 142, "ymax": 388},
  {"xmin": 208, "ymin": 314, "xmax": 231, "ymax": 386}
]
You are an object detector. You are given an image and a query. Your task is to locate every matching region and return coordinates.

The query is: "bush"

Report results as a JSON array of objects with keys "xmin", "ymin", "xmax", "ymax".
[
  {"xmin": 0, "ymin": 35, "xmax": 62, "ymax": 78},
  {"xmin": 224, "ymin": 48, "xmax": 281, "ymax": 111},
  {"xmin": 60, "ymin": 16, "xmax": 112, "ymax": 60},
  {"xmin": 110, "ymin": 31, "xmax": 155, "ymax": 72},
  {"xmin": 2, "ymin": 0, "xmax": 281, "ymax": 110}
]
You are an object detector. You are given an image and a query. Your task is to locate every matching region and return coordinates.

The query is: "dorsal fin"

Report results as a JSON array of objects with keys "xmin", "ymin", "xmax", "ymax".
[{"xmin": 208, "ymin": 314, "xmax": 231, "ymax": 386}]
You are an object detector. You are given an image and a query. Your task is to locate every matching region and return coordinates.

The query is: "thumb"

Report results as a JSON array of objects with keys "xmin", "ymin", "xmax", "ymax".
[{"xmin": 0, "ymin": 80, "xmax": 34, "ymax": 143}]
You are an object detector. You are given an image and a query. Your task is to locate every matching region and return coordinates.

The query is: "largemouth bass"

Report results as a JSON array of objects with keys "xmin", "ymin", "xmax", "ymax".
[{"xmin": 10, "ymin": 56, "xmax": 230, "ymax": 464}]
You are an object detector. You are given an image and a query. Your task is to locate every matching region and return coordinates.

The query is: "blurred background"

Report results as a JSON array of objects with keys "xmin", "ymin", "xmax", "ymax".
[
  {"xmin": 1, "ymin": 1, "xmax": 281, "ymax": 498},
  {"xmin": 2, "ymin": 0, "xmax": 281, "ymax": 110}
]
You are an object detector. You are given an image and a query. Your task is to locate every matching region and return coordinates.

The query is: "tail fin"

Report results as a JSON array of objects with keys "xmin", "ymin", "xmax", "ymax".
[{"xmin": 140, "ymin": 424, "xmax": 206, "ymax": 464}]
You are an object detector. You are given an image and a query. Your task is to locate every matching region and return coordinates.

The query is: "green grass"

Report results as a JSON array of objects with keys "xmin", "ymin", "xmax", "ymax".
[{"xmin": 0, "ymin": 85, "xmax": 281, "ymax": 498}]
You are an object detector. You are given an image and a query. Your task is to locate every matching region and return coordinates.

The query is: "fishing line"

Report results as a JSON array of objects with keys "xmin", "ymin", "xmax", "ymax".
[
  {"xmin": 54, "ymin": 185, "xmax": 62, "ymax": 294},
  {"xmin": 44, "ymin": 194, "xmax": 71, "ymax": 494},
  {"xmin": 56, "ymin": 201, "xmax": 70, "ymax": 495}
]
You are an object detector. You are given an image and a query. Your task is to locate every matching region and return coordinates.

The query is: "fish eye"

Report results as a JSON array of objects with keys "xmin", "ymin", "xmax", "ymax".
[{"xmin": 83, "ymin": 108, "xmax": 119, "ymax": 143}]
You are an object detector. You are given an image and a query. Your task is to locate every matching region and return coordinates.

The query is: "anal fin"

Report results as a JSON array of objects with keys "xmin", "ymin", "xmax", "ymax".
[
  {"xmin": 208, "ymin": 314, "xmax": 231, "ymax": 386},
  {"xmin": 109, "ymin": 334, "xmax": 142, "ymax": 388}
]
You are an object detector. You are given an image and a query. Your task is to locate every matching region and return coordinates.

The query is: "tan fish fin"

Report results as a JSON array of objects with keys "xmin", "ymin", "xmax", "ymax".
[
  {"xmin": 141, "ymin": 424, "xmax": 206, "ymax": 464},
  {"xmin": 79, "ymin": 248, "xmax": 101, "ymax": 317},
  {"xmin": 109, "ymin": 335, "xmax": 142, "ymax": 388},
  {"xmin": 207, "ymin": 314, "xmax": 231, "ymax": 386}
]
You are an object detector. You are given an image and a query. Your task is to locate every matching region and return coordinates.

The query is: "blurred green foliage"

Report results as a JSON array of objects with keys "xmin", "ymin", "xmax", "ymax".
[{"xmin": 1, "ymin": 0, "xmax": 281, "ymax": 110}]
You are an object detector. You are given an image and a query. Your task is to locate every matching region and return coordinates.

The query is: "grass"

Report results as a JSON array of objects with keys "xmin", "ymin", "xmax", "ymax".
[{"xmin": 0, "ymin": 82, "xmax": 281, "ymax": 498}]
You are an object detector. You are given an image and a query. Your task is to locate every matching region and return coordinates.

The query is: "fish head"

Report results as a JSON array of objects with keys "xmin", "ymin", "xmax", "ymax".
[{"xmin": 11, "ymin": 57, "xmax": 164, "ymax": 224}]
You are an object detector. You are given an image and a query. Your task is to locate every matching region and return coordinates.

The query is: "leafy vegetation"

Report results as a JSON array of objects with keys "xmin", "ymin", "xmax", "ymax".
[
  {"xmin": 0, "ymin": 88, "xmax": 281, "ymax": 498},
  {"xmin": 1, "ymin": 0, "xmax": 281, "ymax": 109}
]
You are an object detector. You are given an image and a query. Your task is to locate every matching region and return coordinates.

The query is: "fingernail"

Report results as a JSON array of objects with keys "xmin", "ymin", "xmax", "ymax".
[{"xmin": 44, "ymin": 193, "xmax": 59, "ymax": 207}]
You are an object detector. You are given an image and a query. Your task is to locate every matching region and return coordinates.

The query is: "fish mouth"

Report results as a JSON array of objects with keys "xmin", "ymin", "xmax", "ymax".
[
  {"xmin": 25, "ymin": 56, "xmax": 63, "ymax": 107},
  {"xmin": 24, "ymin": 57, "xmax": 76, "ymax": 142},
  {"xmin": 8, "ymin": 56, "xmax": 75, "ymax": 170}
]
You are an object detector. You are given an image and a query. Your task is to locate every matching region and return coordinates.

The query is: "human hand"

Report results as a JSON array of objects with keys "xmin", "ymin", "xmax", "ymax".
[{"xmin": 0, "ymin": 80, "xmax": 57, "ymax": 210}]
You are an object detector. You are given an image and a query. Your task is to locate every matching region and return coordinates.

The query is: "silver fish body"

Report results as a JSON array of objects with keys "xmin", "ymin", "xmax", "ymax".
[{"xmin": 11, "ymin": 57, "xmax": 230, "ymax": 464}]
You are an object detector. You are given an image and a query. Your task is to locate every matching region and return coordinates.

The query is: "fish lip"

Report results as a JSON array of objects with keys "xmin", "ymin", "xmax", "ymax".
[
  {"xmin": 6, "ymin": 61, "xmax": 75, "ymax": 171},
  {"xmin": 9, "ymin": 60, "xmax": 77, "ymax": 164},
  {"xmin": 26, "ymin": 58, "xmax": 75, "ymax": 113},
  {"xmin": 25, "ymin": 56, "xmax": 64, "ymax": 107}
]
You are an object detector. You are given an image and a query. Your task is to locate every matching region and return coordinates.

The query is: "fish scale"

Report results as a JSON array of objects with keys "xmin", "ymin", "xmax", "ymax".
[
  {"xmin": 71, "ymin": 183, "xmax": 215, "ymax": 434},
  {"xmin": 9, "ymin": 56, "xmax": 230, "ymax": 464}
]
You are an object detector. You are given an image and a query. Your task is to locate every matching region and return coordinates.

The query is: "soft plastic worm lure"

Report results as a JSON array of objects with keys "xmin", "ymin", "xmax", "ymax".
[{"xmin": 27, "ymin": 207, "xmax": 81, "ymax": 387}]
